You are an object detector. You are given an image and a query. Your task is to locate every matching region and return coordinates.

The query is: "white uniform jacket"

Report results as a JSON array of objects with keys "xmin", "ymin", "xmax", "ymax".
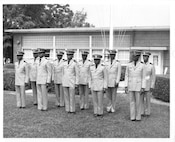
[
  {"xmin": 28, "ymin": 58, "xmax": 39, "ymax": 82},
  {"xmin": 143, "ymin": 62, "xmax": 156, "ymax": 91},
  {"xmin": 52, "ymin": 59, "xmax": 65, "ymax": 84},
  {"xmin": 105, "ymin": 60, "xmax": 121, "ymax": 87},
  {"xmin": 15, "ymin": 60, "xmax": 29, "ymax": 86},
  {"xmin": 62, "ymin": 59, "xmax": 79, "ymax": 88},
  {"xmin": 89, "ymin": 63, "xmax": 107, "ymax": 91},
  {"xmin": 77, "ymin": 59, "xmax": 91, "ymax": 85},
  {"xmin": 125, "ymin": 61, "xmax": 146, "ymax": 91},
  {"xmin": 36, "ymin": 57, "xmax": 52, "ymax": 84}
]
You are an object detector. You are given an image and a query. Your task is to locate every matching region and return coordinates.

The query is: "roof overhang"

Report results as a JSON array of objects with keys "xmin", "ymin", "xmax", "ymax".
[{"xmin": 5, "ymin": 26, "xmax": 170, "ymax": 34}]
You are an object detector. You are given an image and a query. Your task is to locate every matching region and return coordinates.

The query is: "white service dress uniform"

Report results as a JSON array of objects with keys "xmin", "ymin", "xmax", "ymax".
[
  {"xmin": 140, "ymin": 52, "xmax": 156, "ymax": 116},
  {"xmin": 36, "ymin": 56, "xmax": 52, "ymax": 111},
  {"xmin": 29, "ymin": 57, "xmax": 39, "ymax": 105},
  {"xmin": 105, "ymin": 59, "xmax": 121, "ymax": 112},
  {"xmin": 52, "ymin": 58, "xmax": 65, "ymax": 107},
  {"xmin": 62, "ymin": 53, "xmax": 79, "ymax": 113},
  {"xmin": 15, "ymin": 52, "xmax": 29, "ymax": 108},
  {"xmin": 125, "ymin": 59, "xmax": 146, "ymax": 121},
  {"xmin": 78, "ymin": 58, "xmax": 91, "ymax": 109},
  {"xmin": 89, "ymin": 55, "xmax": 107, "ymax": 116}
]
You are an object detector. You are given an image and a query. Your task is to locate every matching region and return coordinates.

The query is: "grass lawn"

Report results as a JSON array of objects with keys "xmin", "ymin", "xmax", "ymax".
[{"xmin": 3, "ymin": 91, "xmax": 169, "ymax": 138}]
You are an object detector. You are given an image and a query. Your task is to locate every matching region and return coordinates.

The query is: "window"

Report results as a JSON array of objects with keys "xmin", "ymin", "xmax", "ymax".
[
  {"xmin": 55, "ymin": 35, "xmax": 89, "ymax": 48},
  {"xmin": 23, "ymin": 49, "xmax": 33, "ymax": 62},
  {"xmin": 118, "ymin": 50, "xmax": 129, "ymax": 65},
  {"xmin": 23, "ymin": 36, "xmax": 53, "ymax": 48},
  {"xmin": 92, "ymin": 35, "xmax": 109, "ymax": 48},
  {"xmin": 153, "ymin": 55, "xmax": 158, "ymax": 66}
]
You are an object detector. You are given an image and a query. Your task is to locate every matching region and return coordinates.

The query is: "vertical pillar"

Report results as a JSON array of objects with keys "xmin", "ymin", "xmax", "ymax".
[
  {"xmin": 53, "ymin": 36, "xmax": 56, "ymax": 60},
  {"xmin": 89, "ymin": 36, "xmax": 92, "ymax": 60},
  {"xmin": 109, "ymin": 5, "xmax": 113, "ymax": 50},
  {"xmin": 77, "ymin": 49, "xmax": 79, "ymax": 61}
]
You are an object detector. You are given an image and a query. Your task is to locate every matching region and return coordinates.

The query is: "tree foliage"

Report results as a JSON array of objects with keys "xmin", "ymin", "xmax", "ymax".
[
  {"xmin": 3, "ymin": 4, "xmax": 94, "ymax": 60},
  {"xmin": 71, "ymin": 9, "xmax": 95, "ymax": 27}
]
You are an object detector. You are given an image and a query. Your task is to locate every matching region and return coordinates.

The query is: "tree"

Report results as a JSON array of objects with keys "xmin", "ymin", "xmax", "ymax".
[
  {"xmin": 71, "ymin": 9, "xmax": 95, "ymax": 28},
  {"xmin": 3, "ymin": 4, "xmax": 94, "ymax": 61}
]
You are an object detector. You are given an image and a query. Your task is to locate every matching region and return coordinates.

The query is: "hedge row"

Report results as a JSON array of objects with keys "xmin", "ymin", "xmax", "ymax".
[{"xmin": 152, "ymin": 75, "xmax": 170, "ymax": 102}]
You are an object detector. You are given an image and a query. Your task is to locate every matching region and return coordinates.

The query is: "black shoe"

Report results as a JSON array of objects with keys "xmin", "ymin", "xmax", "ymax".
[
  {"xmin": 33, "ymin": 103, "xmax": 37, "ymax": 106},
  {"xmin": 70, "ymin": 111, "xmax": 76, "ymax": 114},
  {"xmin": 80, "ymin": 108, "xmax": 84, "ymax": 110},
  {"xmin": 97, "ymin": 114, "xmax": 103, "ymax": 118},
  {"xmin": 131, "ymin": 119, "xmax": 136, "ymax": 121},
  {"xmin": 41, "ymin": 109, "xmax": 47, "ymax": 111}
]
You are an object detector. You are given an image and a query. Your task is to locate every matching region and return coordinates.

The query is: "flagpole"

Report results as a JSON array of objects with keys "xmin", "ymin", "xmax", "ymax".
[{"xmin": 109, "ymin": 4, "xmax": 113, "ymax": 50}]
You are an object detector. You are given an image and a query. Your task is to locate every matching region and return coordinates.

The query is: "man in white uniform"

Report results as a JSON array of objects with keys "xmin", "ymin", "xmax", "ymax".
[
  {"xmin": 78, "ymin": 50, "xmax": 91, "ymax": 110},
  {"xmin": 36, "ymin": 48, "xmax": 52, "ymax": 111},
  {"xmin": 140, "ymin": 51, "xmax": 156, "ymax": 116},
  {"xmin": 89, "ymin": 54, "xmax": 107, "ymax": 117},
  {"xmin": 29, "ymin": 49, "xmax": 39, "ymax": 105},
  {"xmin": 15, "ymin": 51, "xmax": 29, "ymax": 108},
  {"xmin": 105, "ymin": 49, "xmax": 121, "ymax": 113},
  {"xmin": 52, "ymin": 51, "xmax": 65, "ymax": 107},
  {"xmin": 125, "ymin": 50, "xmax": 146, "ymax": 121},
  {"xmin": 62, "ymin": 50, "xmax": 79, "ymax": 113}
]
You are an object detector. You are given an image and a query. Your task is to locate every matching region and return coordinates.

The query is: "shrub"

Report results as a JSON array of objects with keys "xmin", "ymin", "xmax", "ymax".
[
  {"xmin": 120, "ymin": 66, "xmax": 126, "ymax": 81},
  {"xmin": 152, "ymin": 75, "xmax": 170, "ymax": 102},
  {"xmin": 47, "ymin": 81, "xmax": 79, "ymax": 95},
  {"xmin": 3, "ymin": 63, "xmax": 15, "ymax": 69},
  {"xmin": 3, "ymin": 69, "xmax": 31, "ymax": 91}
]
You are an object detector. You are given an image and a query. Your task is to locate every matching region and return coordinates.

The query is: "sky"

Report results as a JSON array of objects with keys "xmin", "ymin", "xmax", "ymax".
[{"xmin": 69, "ymin": 1, "xmax": 170, "ymax": 27}]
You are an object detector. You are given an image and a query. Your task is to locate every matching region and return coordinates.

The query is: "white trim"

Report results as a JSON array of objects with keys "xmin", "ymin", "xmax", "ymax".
[
  {"xmin": 77, "ymin": 49, "xmax": 79, "ymax": 61},
  {"xmin": 89, "ymin": 36, "xmax": 92, "ymax": 60},
  {"xmin": 5, "ymin": 26, "xmax": 169, "ymax": 33},
  {"xmin": 53, "ymin": 36, "xmax": 56, "ymax": 60},
  {"xmin": 131, "ymin": 46, "xmax": 168, "ymax": 50}
]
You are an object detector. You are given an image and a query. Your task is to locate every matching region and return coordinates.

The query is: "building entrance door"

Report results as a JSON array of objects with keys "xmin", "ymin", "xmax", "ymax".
[{"xmin": 149, "ymin": 51, "xmax": 162, "ymax": 74}]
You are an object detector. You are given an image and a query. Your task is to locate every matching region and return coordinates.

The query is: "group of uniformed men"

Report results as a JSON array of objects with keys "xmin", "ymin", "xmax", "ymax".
[{"xmin": 14, "ymin": 48, "xmax": 155, "ymax": 121}]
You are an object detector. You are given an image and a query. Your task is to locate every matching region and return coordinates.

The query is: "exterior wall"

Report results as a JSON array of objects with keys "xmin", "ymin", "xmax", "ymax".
[
  {"xmin": 133, "ymin": 31, "xmax": 169, "ymax": 47},
  {"xmin": 12, "ymin": 30, "xmax": 170, "ymax": 74}
]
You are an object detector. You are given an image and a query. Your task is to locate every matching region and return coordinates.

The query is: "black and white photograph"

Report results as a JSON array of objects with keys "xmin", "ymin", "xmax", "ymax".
[{"xmin": 2, "ymin": 0, "xmax": 174, "ymax": 140}]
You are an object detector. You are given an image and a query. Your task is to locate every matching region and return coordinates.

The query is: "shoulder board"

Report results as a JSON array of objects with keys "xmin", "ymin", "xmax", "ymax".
[
  {"xmin": 116, "ymin": 60, "xmax": 120, "ymax": 62},
  {"xmin": 73, "ymin": 59, "xmax": 77, "ymax": 63},
  {"xmin": 140, "ymin": 61, "xmax": 143, "ymax": 63},
  {"xmin": 150, "ymin": 62, "xmax": 153, "ymax": 65},
  {"xmin": 54, "ymin": 59, "xmax": 57, "ymax": 61},
  {"xmin": 63, "ymin": 59, "xmax": 67, "ymax": 61},
  {"xmin": 23, "ymin": 60, "xmax": 27, "ymax": 63}
]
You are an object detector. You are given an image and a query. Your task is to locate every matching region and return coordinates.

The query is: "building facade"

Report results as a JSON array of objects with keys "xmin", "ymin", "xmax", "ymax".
[{"xmin": 5, "ymin": 26, "xmax": 170, "ymax": 74}]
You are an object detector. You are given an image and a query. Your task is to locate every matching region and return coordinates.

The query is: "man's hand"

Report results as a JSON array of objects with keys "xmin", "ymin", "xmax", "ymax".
[
  {"xmin": 150, "ymin": 88, "xmax": 154, "ymax": 93},
  {"xmin": 125, "ymin": 87, "xmax": 128, "ymax": 94},
  {"xmin": 46, "ymin": 83, "xmax": 50, "ymax": 88},
  {"xmin": 140, "ymin": 88, "xmax": 145, "ymax": 93},
  {"xmin": 103, "ymin": 88, "xmax": 106, "ymax": 92},
  {"xmin": 115, "ymin": 83, "xmax": 119, "ymax": 88}
]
